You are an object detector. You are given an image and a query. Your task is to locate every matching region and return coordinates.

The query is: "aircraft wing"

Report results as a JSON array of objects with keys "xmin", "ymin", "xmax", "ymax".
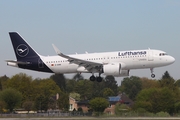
[{"xmin": 52, "ymin": 44, "xmax": 103, "ymax": 72}]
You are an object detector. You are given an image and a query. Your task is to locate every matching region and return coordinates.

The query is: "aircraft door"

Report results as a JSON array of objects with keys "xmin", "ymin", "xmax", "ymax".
[{"xmin": 148, "ymin": 51, "xmax": 154, "ymax": 61}]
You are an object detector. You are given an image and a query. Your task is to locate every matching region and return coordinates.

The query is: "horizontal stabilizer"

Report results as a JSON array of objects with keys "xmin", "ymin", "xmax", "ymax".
[{"xmin": 5, "ymin": 60, "xmax": 30, "ymax": 65}]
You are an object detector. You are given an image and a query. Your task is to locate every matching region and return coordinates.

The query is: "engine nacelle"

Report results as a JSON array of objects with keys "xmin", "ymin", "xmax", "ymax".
[
  {"xmin": 103, "ymin": 63, "xmax": 129, "ymax": 77},
  {"xmin": 77, "ymin": 66, "xmax": 88, "ymax": 73}
]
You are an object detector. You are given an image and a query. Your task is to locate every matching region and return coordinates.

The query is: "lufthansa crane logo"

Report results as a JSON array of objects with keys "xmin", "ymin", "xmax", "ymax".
[{"xmin": 16, "ymin": 44, "xmax": 29, "ymax": 57}]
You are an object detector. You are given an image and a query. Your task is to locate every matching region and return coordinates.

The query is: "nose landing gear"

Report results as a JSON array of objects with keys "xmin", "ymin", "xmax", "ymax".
[
  {"xmin": 150, "ymin": 68, "xmax": 155, "ymax": 78},
  {"xmin": 151, "ymin": 74, "xmax": 155, "ymax": 78}
]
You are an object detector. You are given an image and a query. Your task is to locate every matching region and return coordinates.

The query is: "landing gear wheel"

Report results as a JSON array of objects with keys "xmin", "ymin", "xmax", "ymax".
[
  {"xmin": 96, "ymin": 76, "xmax": 102, "ymax": 82},
  {"xmin": 90, "ymin": 75, "xmax": 96, "ymax": 81},
  {"xmin": 151, "ymin": 74, "xmax": 155, "ymax": 78},
  {"xmin": 150, "ymin": 68, "xmax": 155, "ymax": 78}
]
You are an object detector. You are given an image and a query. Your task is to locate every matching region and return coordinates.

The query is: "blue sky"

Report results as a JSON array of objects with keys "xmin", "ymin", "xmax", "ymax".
[{"xmin": 0, "ymin": 0, "xmax": 180, "ymax": 83}]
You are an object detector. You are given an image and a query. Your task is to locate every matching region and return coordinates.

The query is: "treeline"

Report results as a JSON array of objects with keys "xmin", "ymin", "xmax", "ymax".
[
  {"xmin": 0, "ymin": 71, "xmax": 180, "ymax": 115},
  {"xmin": 120, "ymin": 71, "xmax": 180, "ymax": 115},
  {"xmin": 0, "ymin": 73, "xmax": 68, "ymax": 113},
  {"xmin": 0, "ymin": 73, "xmax": 118, "ymax": 113}
]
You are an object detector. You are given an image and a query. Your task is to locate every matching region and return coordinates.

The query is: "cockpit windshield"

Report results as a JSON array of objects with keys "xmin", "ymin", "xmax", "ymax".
[{"xmin": 159, "ymin": 53, "xmax": 168, "ymax": 56}]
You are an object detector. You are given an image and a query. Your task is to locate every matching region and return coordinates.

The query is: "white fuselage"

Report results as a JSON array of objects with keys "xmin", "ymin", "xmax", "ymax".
[{"xmin": 40, "ymin": 49, "xmax": 175, "ymax": 74}]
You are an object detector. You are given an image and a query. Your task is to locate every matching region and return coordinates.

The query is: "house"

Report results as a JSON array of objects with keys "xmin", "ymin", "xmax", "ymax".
[
  {"xmin": 104, "ymin": 93, "xmax": 134, "ymax": 115},
  {"xmin": 69, "ymin": 97, "xmax": 78, "ymax": 111},
  {"xmin": 104, "ymin": 96, "xmax": 120, "ymax": 115},
  {"xmin": 69, "ymin": 97, "xmax": 89, "ymax": 112},
  {"xmin": 69, "ymin": 93, "xmax": 134, "ymax": 114},
  {"xmin": 76, "ymin": 100, "xmax": 89, "ymax": 112},
  {"xmin": 119, "ymin": 93, "xmax": 134, "ymax": 107}
]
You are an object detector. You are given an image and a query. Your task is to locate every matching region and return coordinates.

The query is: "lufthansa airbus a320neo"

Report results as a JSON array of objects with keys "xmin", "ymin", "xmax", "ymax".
[{"xmin": 6, "ymin": 32, "xmax": 175, "ymax": 82}]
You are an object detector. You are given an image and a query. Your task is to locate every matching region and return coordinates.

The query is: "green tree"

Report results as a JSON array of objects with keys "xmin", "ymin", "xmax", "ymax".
[
  {"xmin": 175, "ymin": 79, "xmax": 180, "ymax": 87},
  {"xmin": 89, "ymin": 97, "xmax": 109, "ymax": 114},
  {"xmin": 115, "ymin": 103, "xmax": 130, "ymax": 115},
  {"xmin": 32, "ymin": 78, "xmax": 61, "ymax": 111},
  {"xmin": 159, "ymin": 72, "xmax": 180, "ymax": 104},
  {"xmin": 103, "ymin": 88, "xmax": 114, "ymax": 98},
  {"xmin": 0, "ymin": 82, "xmax": 3, "ymax": 92},
  {"xmin": 69, "ymin": 92, "xmax": 80, "ymax": 101},
  {"xmin": 135, "ymin": 87, "xmax": 175, "ymax": 114},
  {"xmin": 104, "ymin": 75, "xmax": 118, "ymax": 95},
  {"xmin": 0, "ymin": 101, "xmax": 6, "ymax": 113},
  {"xmin": 135, "ymin": 88, "xmax": 155, "ymax": 112},
  {"xmin": 31, "ymin": 78, "xmax": 61, "ymax": 100},
  {"xmin": 72, "ymin": 73, "xmax": 84, "ymax": 80},
  {"xmin": 38, "ymin": 79, "xmax": 61, "ymax": 97},
  {"xmin": 34, "ymin": 95, "xmax": 48, "ymax": 112},
  {"xmin": 129, "ymin": 85, "xmax": 138, "ymax": 101},
  {"xmin": 50, "ymin": 74, "xmax": 66, "ymax": 91},
  {"xmin": 48, "ymin": 97, "xmax": 56, "ymax": 110},
  {"xmin": 75, "ymin": 80, "xmax": 93, "ymax": 100},
  {"xmin": 57, "ymin": 92, "xmax": 69, "ymax": 111},
  {"xmin": 159, "ymin": 71, "xmax": 177, "ymax": 91},
  {"xmin": 162, "ymin": 71, "xmax": 173, "ymax": 80},
  {"xmin": 120, "ymin": 76, "xmax": 142, "ymax": 100},
  {"xmin": 156, "ymin": 111, "xmax": 170, "ymax": 117},
  {"xmin": 91, "ymin": 80, "xmax": 106, "ymax": 98},
  {"xmin": 175, "ymin": 102, "xmax": 180, "ymax": 113},
  {"xmin": 6, "ymin": 73, "xmax": 33, "ymax": 101},
  {"xmin": 23, "ymin": 101, "xmax": 33, "ymax": 113},
  {"xmin": 0, "ymin": 75, "xmax": 9, "ymax": 90},
  {"xmin": 66, "ymin": 79, "xmax": 77, "ymax": 93},
  {"xmin": 134, "ymin": 101, "xmax": 152, "ymax": 112},
  {"xmin": 0, "ymin": 75, "xmax": 9, "ymax": 81},
  {"xmin": 0, "ymin": 88, "xmax": 22, "ymax": 112},
  {"xmin": 140, "ymin": 77, "xmax": 159, "ymax": 89}
]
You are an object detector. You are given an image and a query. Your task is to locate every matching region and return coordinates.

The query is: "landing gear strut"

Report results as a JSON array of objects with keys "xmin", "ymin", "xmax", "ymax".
[{"xmin": 150, "ymin": 68, "xmax": 155, "ymax": 78}]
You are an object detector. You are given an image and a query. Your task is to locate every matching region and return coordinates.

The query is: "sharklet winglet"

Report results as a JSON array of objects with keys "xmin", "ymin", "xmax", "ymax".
[{"xmin": 52, "ymin": 44, "xmax": 62, "ymax": 55}]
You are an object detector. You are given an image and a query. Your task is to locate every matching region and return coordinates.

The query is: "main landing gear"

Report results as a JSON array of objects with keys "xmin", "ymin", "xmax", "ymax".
[
  {"xmin": 89, "ymin": 74, "xmax": 103, "ymax": 82},
  {"xmin": 150, "ymin": 68, "xmax": 155, "ymax": 78}
]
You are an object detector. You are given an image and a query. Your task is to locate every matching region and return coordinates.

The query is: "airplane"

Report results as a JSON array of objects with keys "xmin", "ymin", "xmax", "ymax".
[{"xmin": 6, "ymin": 32, "xmax": 175, "ymax": 82}]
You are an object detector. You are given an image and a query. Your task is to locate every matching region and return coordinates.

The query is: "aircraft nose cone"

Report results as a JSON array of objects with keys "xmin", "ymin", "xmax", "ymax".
[
  {"xmin": 169, "ymin": 56, "xmax": 175, "ymax": 64},
  {"xmin": 172, "ymin": 57, "xmax": 175, "ymax": 63}
]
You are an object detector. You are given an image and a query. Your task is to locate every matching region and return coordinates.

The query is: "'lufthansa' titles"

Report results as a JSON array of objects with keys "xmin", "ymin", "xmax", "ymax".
[{"xmin": 118, "ymin": 51, "xmax": 146, "ymax": 56}]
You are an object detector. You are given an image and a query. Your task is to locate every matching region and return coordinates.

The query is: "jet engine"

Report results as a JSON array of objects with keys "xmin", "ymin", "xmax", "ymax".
[{"xmin": 103, "ymin": 63, "xmax": 129, "ymax": 77}]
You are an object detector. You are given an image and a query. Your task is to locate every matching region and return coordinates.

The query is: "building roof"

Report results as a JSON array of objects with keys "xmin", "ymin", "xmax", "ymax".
[
  {"xmin": 77, "ymin": 100, "xmax": 89, "ymax": 105},
  {"xmin": 108, "ymin": 96, "xmax": 121, "ymax": 102},
  {"xmin": 118, "ymin": 93, "xmax": 134, "ymax": 107}
]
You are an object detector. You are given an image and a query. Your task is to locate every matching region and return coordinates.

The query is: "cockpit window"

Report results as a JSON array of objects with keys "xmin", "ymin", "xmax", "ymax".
[{"xmin": 159, "ymin": 53, "xmax": 168, "ymax": 56}]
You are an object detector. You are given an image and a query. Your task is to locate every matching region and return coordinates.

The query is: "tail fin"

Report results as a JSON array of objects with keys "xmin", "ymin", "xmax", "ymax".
[{"xmin": 9, "ymin": 32, "xmax": 39, "ymax": 60}]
